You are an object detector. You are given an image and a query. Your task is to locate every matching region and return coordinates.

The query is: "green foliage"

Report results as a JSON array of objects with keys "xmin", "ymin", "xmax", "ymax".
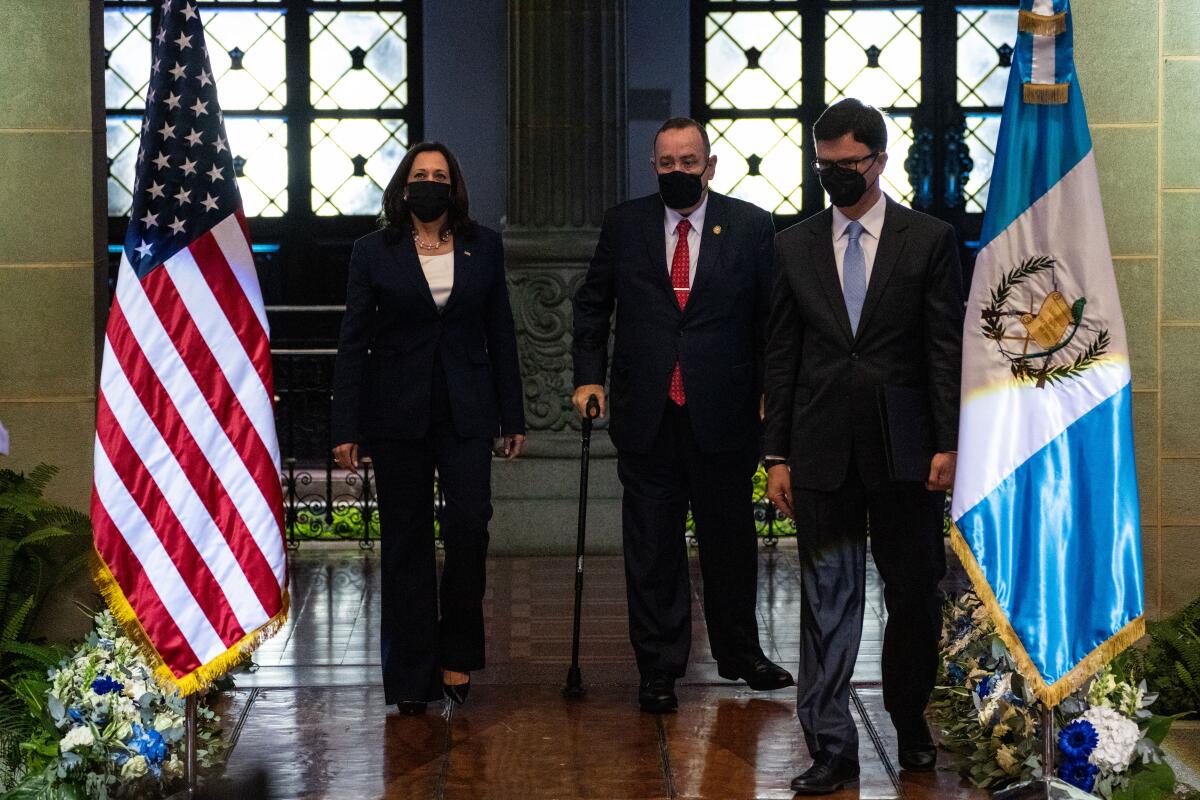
[
  {"xmin": 1111, "ymin": 761, "xmax": 1176, "ymax": 800},
  {"xmin": 0, "ymin": 465, "xmax": 91, "ymax": 678},
  {"xmin": 1124, "ymin": 596, "xmax": 1200, "ymax": 718},
  {"xmin": 0, "ymin": 466, "xmax": 90, "ymax": 794}
]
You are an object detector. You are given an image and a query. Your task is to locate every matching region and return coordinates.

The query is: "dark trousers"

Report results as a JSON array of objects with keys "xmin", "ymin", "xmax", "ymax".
[
  {"xmin": 368, "ymin": 369, "xmax": 494, "ymax": 704},
  {"xmin": 792, "ymin": 463, "xmax": 946, "ymax": 763},
  {"xmin": 616, "ymin": 401, "xmax": 764, "ymax": 678}
]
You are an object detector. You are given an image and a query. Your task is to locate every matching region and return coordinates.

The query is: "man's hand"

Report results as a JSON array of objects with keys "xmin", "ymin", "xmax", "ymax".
[
  {"xmin": 333, "ymin": 442, "xmax": 359, "ymax": 474},
  {"xmin": 765, "ymin": 463, "xmax": 793, "ymax": 519},
  {"xmin": 502, "ymin": 434, "xmax": 527, "ymax": 460},
  {"xmin": 572, "ymin": 385, "xmax": 606, "ymax": 418},
  {"xmin": 927, "ymin": 451, "xmax": 957, "ymax": 492}
]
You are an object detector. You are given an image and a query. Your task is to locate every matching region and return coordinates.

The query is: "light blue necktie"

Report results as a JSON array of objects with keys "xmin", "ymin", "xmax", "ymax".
[{"xmin": 843, "ymin": 220, "xmax": 867, "ymax": 335}]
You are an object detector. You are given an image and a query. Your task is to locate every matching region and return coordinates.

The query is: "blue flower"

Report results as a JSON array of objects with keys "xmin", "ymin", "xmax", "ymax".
[
  {"xmin": 127, "ymin": 724, "xmax": 167, "ymax": 767},
  {"xmin": 976, "ymin": 674, "xmax": 994, "ymax": 699},
  {"xmin": 91, "ymin": 675, "xmax": 124, "ymax": 695},
  {"xmin": 1058, "ymin": 719, "xmax": 1098, "ymax": 761},
  {"xmin": 947, "ymin": 663, "xmax": 967, "ymax": 685},
  {"xmin": 1058, "ymin": 757, "xmax": 1098, "ymax": 793},
  {"xmin": 67, "ymin": 707, "xmax": 85, "ymax": 723}
]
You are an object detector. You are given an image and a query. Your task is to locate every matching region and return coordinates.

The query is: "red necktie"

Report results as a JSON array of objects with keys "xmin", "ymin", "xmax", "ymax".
[{"xmin": 669, "ymin": 218, "xmax": 691, "ymax": 405}]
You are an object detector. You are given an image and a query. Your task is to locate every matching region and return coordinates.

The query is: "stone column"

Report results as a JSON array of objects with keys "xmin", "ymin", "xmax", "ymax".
[
  {"xmin": 0, "ymin": 0, "xmax": 107, "ymax": 639},
  {"xmin": 492, "ymin": 0, "xmax": 627, "ymax": 554},
  {"xmin": 0, "ymin": 0, "xmax": 107, "ymax": 508}
]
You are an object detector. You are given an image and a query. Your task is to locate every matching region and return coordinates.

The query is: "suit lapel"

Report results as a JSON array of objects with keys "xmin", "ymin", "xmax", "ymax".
[
  {"xmin": 390, "ymin": 235, "xmax": 439, "ymax": 313},
  {"xmin": 853, "ymin": 197, "xmax": 909, "ymax": 343},
  {"xmin": 641, "ymin": 197, "xmax": 678, "ymax": 308},
  {"xmin": 810, "ymin": 209, "xmax": 855, "ymax": 345},
  {"xmin": 685, "ymin": 191, "xmax": 726, "ymax": 313}
]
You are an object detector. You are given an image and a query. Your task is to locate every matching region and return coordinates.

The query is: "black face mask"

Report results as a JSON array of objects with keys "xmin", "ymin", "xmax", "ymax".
[
  {"xmin": 658, "ymin": 169, "xmax": 705, "ymax": 210},
  {"xmin": 819, "ymin": 166, "xmax": 870, "ymax": 208},
  {"xmin": 405, "ymin": 180, "xmax": 452, "ymax": 222}
]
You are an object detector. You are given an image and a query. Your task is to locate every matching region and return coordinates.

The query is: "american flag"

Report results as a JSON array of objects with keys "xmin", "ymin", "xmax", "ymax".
[{"xmin": 92, "ymin": 0, "xmax": 287, "ymax": 694}]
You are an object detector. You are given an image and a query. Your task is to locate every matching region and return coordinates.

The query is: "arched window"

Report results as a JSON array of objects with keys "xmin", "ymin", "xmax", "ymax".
[
  {"xmin": 693, "ymin": 1, "xmax": 1018, "ymax": 244},
  {"xmin": 103, "ymin": 0, "xmax": 422, "ymax": 297}
]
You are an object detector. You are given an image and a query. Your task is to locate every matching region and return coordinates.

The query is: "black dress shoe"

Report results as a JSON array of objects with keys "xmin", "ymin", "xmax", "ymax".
[
  {"xmin": 395, "ymin": 701, "xmax": 427, "ymax": 715},
  {"xmin": 637, "ymin": 673, "xmax": 678, "ymax": 713},
  {"xmin": 717, "ymin": 655, "xmax": 795, "ymax": 691},
  {"xmin": 896, "ymin": 718, "xmax": 937, "ymax": 771},
  {"xmin": 790, "ymin": 754, "xmax": 860, "ymax": 795},
  {"xmin": 897, "ymin": 745, "xmax": 936, "ymax": 771},
  {"xmin": 443, "ymin": 678, "xmax": 471, "ymax": 706}
]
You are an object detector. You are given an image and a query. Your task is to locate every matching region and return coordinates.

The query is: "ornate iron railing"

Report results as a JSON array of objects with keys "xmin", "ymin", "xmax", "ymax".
[{"xmin": 272, "ymin": 345, "xmax": 795, "ymax": 547}]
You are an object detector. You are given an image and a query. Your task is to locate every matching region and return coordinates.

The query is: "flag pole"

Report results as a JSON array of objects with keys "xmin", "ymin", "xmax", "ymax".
[
  {"xmin": 185, "ymin": 694, "xmax": 198, "ymax": 797},
  {"xmin": 1041, "ymin": 704, "xmax": 1055, "ymax": 783},
  {"xmin": 993, "ymin": 704, "xmax": 1093, "ymax": 799}
]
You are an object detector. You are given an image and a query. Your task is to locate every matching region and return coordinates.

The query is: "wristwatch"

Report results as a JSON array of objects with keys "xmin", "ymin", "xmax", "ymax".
[{"xmin": 762, "ymin": 456, "xmax": 788, "ymax": 470}]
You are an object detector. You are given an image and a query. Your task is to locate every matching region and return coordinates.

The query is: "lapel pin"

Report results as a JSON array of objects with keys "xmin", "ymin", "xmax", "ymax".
[{"xmin": 712, "ymin": 225, "xmax": 722, "ymax": 235}]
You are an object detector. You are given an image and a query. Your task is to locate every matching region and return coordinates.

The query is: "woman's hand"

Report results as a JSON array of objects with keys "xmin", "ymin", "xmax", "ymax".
[
  {"xmin": 501, "ymin": 434, "xmax": 527, "ymax": 460},
  {"xmin": 333, "ymin": 443, "xmax": 360, "ymax": 474}
]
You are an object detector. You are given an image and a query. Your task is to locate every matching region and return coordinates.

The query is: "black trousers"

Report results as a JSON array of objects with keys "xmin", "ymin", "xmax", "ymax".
[
  {"xmin": 368, "ymin": 369, "xmax": 494, "ymax": 705},
  {"xmin": 615, "ymin": 401, "xmax": 764, "ymax": 678},
  {"xmin": 792, "ymin": 462, "xmax": 946, "ymax": 763}
]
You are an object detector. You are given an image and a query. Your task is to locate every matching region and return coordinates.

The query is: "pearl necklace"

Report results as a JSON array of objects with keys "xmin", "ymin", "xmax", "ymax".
[{"xmin": 413, "ymin": 228, "xmax": 450, "ymax": 251}]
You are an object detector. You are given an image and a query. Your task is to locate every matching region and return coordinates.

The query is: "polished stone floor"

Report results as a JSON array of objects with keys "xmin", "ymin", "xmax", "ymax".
[{"xmin": 215, "ymin": 541, "xmax": 988, "ymax": 799}]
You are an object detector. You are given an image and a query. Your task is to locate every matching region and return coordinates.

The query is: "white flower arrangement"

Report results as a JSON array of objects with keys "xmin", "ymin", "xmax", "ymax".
[
  {"xmin": 1080, "ymin": 706, "xmax": 1141, "ymax": 773},
  {"xmin": 932, "ymin": 592, "xmax": 1184, "ymax": 799},
  {"xmin": 17, "ymin": 610, "xmax": 227, "ymax": 799}
]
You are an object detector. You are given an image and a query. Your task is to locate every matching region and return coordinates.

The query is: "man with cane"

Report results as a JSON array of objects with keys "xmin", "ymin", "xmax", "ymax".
[{"xmin": 571, "ymin": 117, "xmax": 793, "ymax": 713}]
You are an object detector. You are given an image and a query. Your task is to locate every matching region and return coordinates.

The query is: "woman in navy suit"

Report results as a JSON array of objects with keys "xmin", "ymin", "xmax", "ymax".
[{"xmin": 332, "ymin": 142, "xmax": 526, "ymax": 714}]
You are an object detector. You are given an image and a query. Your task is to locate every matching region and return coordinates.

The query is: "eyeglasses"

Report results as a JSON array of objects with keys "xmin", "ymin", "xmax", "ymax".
[{"xmin": 811, "ymin": 152, "xmax": 881, "ymax": 175}]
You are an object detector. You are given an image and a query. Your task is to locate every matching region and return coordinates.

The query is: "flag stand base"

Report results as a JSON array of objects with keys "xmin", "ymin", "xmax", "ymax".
[
  {"xmin": 185, "ymin": 694, "xmax": 198, "ymax": 798},
  {"xmin": 992, "ymin": 706, "xmax": 1091, "ymax": 799},
  {"xmin": 992, "ymin": 778, "xmax": 1095, "ymax": 799}
]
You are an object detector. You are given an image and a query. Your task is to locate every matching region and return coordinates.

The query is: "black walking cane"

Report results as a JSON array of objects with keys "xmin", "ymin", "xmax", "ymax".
[{"xmin": 563, "ymin": 394, "xmax": 601, "ymax": 699}]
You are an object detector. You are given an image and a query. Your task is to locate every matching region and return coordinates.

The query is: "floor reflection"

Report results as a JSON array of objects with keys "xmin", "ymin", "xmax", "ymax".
[{"xmin": 222, "ymin": 543, "xmax": 984, "ymax": 799}]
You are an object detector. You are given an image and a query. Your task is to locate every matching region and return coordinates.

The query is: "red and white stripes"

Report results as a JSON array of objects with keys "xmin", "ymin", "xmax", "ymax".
[{"xmin": 92, "ymin": 212, "xmax": 286, "ymax": 685}]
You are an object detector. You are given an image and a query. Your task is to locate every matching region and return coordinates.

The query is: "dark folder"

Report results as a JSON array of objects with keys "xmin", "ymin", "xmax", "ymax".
[{"xmin": 877, "ymin": 385, "xmax": 934, "ymax": 483}]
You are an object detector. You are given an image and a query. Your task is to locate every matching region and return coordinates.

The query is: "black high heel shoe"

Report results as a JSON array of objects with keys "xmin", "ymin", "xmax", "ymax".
[
  {"xmin": 443, "ymin": 677, "xmax": 471, "ymax": 706},
  {"xmin": 395, "ymin": 701, "xmax": 427, "ymax": 715}
]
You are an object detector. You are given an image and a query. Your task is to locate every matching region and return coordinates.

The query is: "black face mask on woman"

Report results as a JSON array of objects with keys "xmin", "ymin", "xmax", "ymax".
[
  {"xmin": 658, "ymin": 169, "xmax": 705, "ymax": 210},
  {"xmin": 405, "ymin": 180, "xmax": 452, "ymax": 222}
]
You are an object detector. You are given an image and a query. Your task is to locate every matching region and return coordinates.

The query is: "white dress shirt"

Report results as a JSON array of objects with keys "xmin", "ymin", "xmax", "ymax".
[
  {"xmin": 664, "ymin": 192, "xmax": 709, "ymax": 285},
  {"xmin": 831, "ymin": 192, "xmax": 887, "ymax": 289},
  {"xmin": 419, "ymin": 252, "xmax": 454, "ymax": 308}
]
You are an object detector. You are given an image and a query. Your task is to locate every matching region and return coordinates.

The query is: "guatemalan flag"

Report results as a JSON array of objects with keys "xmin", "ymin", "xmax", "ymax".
[
  {"xmin": 92, "ymin": 0, "xmax": 288, "ymax": 695},
  {"xmin": 950, "ymin": 0, "xmax": 1144, "ymax": 707}
]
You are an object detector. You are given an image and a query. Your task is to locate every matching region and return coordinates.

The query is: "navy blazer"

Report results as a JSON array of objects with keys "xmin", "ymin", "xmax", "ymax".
[
  {"xmin": 762, "ymin": 197, "xmax": 964, "ymax": 491},
  {"xmin": 572, "ymin": 191, "xmax": 775, "ymax": 454},
  {"xmin": 332, "ymin": 225, "xmax": 526, "ymax": 444}
]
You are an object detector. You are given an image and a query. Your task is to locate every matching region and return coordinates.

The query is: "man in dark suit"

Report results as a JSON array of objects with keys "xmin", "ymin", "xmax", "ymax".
[
  {"xmin": 572, "ymin": 117, "xmax": 793, "ymax": 713},
  {"xmin": 762, "ymin": 99, "xmax": 963, "ymax": 794}
]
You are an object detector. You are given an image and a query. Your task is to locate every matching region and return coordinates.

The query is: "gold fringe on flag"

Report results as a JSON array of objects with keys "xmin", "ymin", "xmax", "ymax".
[
  {"xmin": 91, "ymin": 547, "xmax": 290, "ymax": 697},
  {"xmin": 1018, "ymin": 10, "xmax": 1067, "ymax": 36},
  {"xmin": 949, "ymin": 524, "xmax": 1145, "ymax": 708},
  {"xmin": 1023, "ymin": 82, "xmax": 1070, "ymax": 105}
]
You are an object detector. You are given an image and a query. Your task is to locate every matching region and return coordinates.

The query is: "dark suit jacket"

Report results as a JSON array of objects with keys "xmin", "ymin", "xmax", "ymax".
[
  {"xmin": 762, "ymin": 197, "xmax": 963, "ymax": 491},
  {"xmin": 572, "ymin": 191, "xmax": 775, "ymax": 454},
  {"xmin": 332, "ymin": 225, "xmax": 525, "ymax": 444}
]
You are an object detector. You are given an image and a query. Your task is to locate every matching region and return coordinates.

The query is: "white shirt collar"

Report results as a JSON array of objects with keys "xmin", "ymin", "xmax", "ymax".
[
  {"xmin": 832, "ymin": 192, "xmax": 887, "ymax": 242},
  {"xmin": 665, "ymin": 190, "xmax": 709, "ymax": 235}
]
